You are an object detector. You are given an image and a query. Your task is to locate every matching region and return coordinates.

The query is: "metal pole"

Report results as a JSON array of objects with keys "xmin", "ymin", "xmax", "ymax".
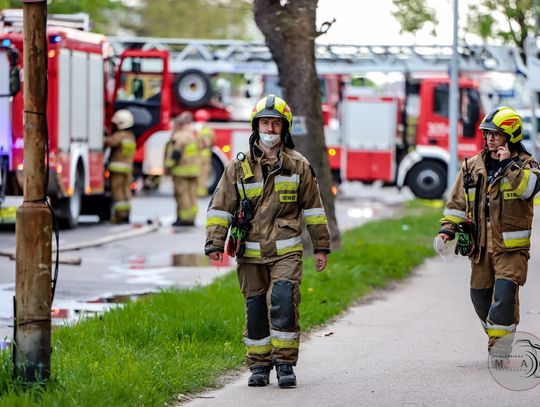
[
  {"xmin": 448, "ymin": 0, "xmax": 460, "ymax": 191},
  {"xmin": 531, "ymin": 0, "xmax": 540, "ymax": 161},
  {"xmin": 14, "ymin": 0, "xmax": 52, "ymax": 383}
]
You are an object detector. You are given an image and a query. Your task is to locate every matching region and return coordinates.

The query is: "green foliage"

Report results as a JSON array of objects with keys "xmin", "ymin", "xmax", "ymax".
[
  {"xmin": 392, "ymin": 0, "xmax": 539, "ymax": 53},
  {"xmin": 0, "ymin": 204, "xmax": 441, "ymax": 406},
  {"xmin": 391, "ymin": 0, "xmax": 438, "ymax": 35},
  {"xmin": 47, "ymin": 0, "xmax": 122, "ymax": 34},
  {"xmin": 126, "ymin": 0, "xmax": 253, "ymax": 39}
]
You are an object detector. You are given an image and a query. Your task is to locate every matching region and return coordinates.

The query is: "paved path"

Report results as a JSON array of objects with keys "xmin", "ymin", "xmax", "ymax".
[{"xmin": 183, "ymin": 213, "xmax": 540, "ymax": 406}]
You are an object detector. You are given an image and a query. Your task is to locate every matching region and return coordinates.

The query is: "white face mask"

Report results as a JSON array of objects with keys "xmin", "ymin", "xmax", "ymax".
[{"xmin": 259, "ymin": 132, "xmax": 281, "ymax": 148}]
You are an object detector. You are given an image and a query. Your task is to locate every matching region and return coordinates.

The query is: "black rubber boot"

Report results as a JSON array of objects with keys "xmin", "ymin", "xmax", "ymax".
[
  {"xmin": 276, "ymin": 364, "xmax": 297, "ymax": 388},
  {"xmin": 248, "ymin": 365, "xmax": 271, "ymax": 387}
]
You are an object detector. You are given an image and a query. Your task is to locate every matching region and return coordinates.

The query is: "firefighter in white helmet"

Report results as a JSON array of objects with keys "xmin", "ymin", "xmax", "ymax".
[
  {"xmin": 165, "ymin": 111, "xmax": 200, "ymax": 226},
  {"xmin": 105, "ymin": 109, "xmax": 136, "ymax": 223},
  {"xmin": 437, "ymin": 107, "xmax": 540, "ymax": 353},
  {"xmin": 205, "ymin": 95, "xmax": 330, "ymax": 388}
]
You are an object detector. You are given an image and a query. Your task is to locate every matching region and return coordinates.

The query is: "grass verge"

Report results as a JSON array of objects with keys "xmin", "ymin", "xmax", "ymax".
[{"xmin": 0, "ymin": 203, "xmax": 441, "ymax": 406}]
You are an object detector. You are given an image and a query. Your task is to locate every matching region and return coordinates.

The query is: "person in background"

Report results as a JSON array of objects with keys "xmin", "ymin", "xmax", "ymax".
[
  {"xmin": 104, "ymin": 109, "xmax": 136, "ymax": 224},
  {"xmin": 167, "ymin": 111, "xmax": 200, "ymax": 226},
  {"xmin": 436, "ymin": 106, "xmax": 540, "ymax": 353},
  {"xmin": 193, "ymin": 109, "xmax": 215, "ymax": 197}
]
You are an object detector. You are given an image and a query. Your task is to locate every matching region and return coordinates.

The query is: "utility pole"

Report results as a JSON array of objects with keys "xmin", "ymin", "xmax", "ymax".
[
  {"xmin": 14, "ymin": 0, "xmax": 52, "ymax": 383},
  {"xmin": 448, "ymin": 0, "xmax": 460, "ymax": 191}
]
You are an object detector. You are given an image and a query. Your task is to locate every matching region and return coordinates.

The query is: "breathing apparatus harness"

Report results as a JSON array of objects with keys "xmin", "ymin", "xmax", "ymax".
[
  {"xmin": 226, "ymin": 153, "xmax": 255, "ymax": 257},
  {"xmin": 455, "ymin": 158, "xmax": 479, "ymax": 257}
]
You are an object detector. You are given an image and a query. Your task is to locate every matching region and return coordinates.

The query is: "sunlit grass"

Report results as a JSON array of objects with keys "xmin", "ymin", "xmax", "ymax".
[{"xmin": 0, "ymin": 204, "xmax": 441, "ymax": 406}]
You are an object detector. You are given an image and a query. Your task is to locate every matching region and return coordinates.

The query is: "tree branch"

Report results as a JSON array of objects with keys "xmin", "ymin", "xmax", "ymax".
[{"xmin": 316, "ymin": 18, "xmax": 336, "ymax": 37}]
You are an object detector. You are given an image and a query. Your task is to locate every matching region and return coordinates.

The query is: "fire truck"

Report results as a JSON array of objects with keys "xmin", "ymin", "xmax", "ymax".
[
  {"xmin": 0, "ymin": 10, "xmax": 171, "ymax": 227},
  {"xmin": 109, "ymin": 38, "xmax": 520, "ymax": 199}
]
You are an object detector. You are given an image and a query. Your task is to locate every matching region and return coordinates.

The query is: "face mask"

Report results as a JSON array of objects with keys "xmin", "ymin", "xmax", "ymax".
[{"xmin": 259, "ymin": 132, "xmax": 281, "ymax": 148}]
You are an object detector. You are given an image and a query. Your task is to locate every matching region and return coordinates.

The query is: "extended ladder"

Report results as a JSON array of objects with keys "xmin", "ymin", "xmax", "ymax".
[{"xmin": 108, "ymin": 36, "xmax": 520, "ymax": 75}]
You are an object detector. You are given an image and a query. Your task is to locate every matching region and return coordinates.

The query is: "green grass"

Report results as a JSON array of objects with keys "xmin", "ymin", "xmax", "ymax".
[{"xmin": 0, "ymin": 203, "xmax": 441, "ymax": 406}]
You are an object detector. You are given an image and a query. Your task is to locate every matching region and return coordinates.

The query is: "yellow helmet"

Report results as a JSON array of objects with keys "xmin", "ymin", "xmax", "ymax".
[
  {"xmin": 479, "ymin": 106, "xmax": 522, "ymax": 143},
  {"xmin": 250, "ymin": 94, "xmax": 293, "ymax": 132}
]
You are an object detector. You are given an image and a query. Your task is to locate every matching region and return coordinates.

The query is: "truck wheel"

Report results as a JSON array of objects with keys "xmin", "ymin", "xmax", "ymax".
[
  {"xmin": 173, "ymin": 69, "xmax": 212, "ymax": 108},
  {"xmin": 56, "ymin": 171, "xmax": 83, "ymax": 229},
  {"xmin": 407, "ymin": 161, "xmax": 447, "ymax": 200},
  {"xmin": 208, "ymin": 154, "xmax": 225, "ymax": 194}
]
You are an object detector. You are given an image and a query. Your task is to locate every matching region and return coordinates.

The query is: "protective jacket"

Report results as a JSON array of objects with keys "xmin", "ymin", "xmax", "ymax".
[
  {"xmin": 440, "ymin": 149, "xmax": 540, "ymax": 262},
  {"xmin": 104, "ymin": 130, "xmax": 136, "ymax": 174},
  {"xmin": 166, "ymin": 126, "xmax": 200, "ymax": 177},
  {"xmin": 206, "ymin": 143, "xmax": 330, "ymax": 263}
]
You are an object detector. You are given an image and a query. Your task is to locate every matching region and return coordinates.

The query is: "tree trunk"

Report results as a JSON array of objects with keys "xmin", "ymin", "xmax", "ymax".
[{"xmin": 253, "ymin": 0, "xmax": 341, "ymax": 249}]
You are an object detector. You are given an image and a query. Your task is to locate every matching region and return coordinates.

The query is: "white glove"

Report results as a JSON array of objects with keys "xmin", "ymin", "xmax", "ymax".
[{"xmin": 433, "ymin": 235, "xmax": 448, "ymax": 258}]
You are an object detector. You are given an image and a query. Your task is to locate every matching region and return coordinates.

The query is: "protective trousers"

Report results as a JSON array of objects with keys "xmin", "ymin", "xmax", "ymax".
[
  {"xmin": 197, "ymin": 151, "xmax": 211, "ymax": 197},
  {"xmin": 173, "ymin": 175, "xmax": 198, "ymax": 223},
  {"xmin": 470, "ymin": 247, "xmax": 528, "ymax": 350},
  {"xmin": 237, "ymin": 254, "xmax": 303, "ymax": 368},
  {"xmin": 110, "ymin": 172, "xmax": 131, "ymax": 222}
]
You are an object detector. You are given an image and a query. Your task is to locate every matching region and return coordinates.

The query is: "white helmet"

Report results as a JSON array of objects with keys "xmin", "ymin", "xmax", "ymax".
[{"xmin": 111, "ymin": 109, "xmax": 134, "ymax": 130}]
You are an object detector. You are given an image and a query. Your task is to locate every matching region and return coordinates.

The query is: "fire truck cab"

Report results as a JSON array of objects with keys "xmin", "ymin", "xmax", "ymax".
[{"xmin": 0, "ymin": 10, "xmax": 171, "ymax": 227}]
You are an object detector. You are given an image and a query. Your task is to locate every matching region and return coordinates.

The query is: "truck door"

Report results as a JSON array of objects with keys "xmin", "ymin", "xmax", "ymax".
[
  {"xmin": 0, "ymin": 48, "xmax": 12, "ymax": 195},
  {"xmin": 112, "ymin": 50, "xmax": 172, "ymax": 149}
]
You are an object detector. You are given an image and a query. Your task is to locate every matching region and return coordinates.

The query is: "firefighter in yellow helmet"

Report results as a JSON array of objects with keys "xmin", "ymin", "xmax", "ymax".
[
  {"xmin": 205, "ymin": 95, "xmax": 330, "ymax": 388},
  {"xmin": 166, "ymin": 111, "xmax": 200, "ymax": 226},
  {"xmin": 436, "ymin": 107, "xmax": 540, "ymax": 353},
  {"xmin": 193, "ymin": 109, "xmax": 215, "ymax": 197},
  {"xmin": 105, "ymin": 109, "xmax": 136, "ymax": 223}
]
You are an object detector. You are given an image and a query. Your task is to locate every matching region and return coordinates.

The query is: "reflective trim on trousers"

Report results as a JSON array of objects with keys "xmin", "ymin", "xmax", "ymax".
[
  {"xmin": 108, "ymin": 162, "xmax": 132, "ymax": 173},
  {"xmin": 486, "ymin": 322, "xmax": 516, "ymax": 338},
  {"xmin": 270, "ymin": 330, "xmax": 300, "ymax": 349},
  {"xmin": 113, "ymin": 201, "xmax": 131, "ymax": 211},
  {"xmin": 502, "ymin": 230, "xmax": 531, "ymax": 248},
  {"xmin": 244, "ymin": 336, "xmax": 272, "ymax": 354}
]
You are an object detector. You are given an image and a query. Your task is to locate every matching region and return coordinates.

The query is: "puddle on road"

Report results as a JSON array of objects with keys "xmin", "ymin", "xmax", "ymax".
[
  {"xmin": 126, "ymin": 252, "xmax": 231, "ymax": 269},
  {"xmin": 51, "ymin": 291, "xmax": 156, "ymax": 328}
]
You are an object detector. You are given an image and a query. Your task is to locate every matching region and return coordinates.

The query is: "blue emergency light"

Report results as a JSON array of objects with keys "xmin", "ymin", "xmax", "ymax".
[
  {"xmin": 1, "ymin": 39, "xmax": 11, "ymax": 47},
  {"xmin": 49, "ymin": 35, "xmax": 62, "ymax": 44}
]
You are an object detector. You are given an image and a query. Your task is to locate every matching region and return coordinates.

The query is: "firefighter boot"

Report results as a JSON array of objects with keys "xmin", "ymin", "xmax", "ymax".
[
  {"xmin": 248, "ymin": 365, "xmax": 271, "ymax": 387},
  {"xmin": 276, "ymin": 364, "xmax": 297, "ymax": 388}
]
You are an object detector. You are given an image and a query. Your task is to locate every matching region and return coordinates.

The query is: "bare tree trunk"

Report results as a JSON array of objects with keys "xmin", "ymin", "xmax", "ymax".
[{"xmin": 253, "ymin": 0, "xmax": 340, "ymax": 249}]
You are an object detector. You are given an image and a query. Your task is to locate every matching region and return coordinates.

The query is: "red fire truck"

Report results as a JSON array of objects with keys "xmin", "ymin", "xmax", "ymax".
[
  {"xmin": 0, "ymin": 11, "xmax": 171, "ymax": 227},
  {"xmin": 109, "ymin": 38, "xmax": 517, "ymax": 199}
]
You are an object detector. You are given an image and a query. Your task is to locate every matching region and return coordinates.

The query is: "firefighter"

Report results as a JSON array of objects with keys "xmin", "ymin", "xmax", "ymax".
[
  {"xmin": 8, "ymin": 48, "xmax": 21, "ymax": 96},
  {"xmin": 193, "ymin": 109, "xmax": 215, "ymax": 197},
  {"xmin": 436, "ymin": 107, "xmax": 540, "ymax": 353},
  {"xmin": 104, "ymin": 109, "xmax": 136, "ymax": 224},
  {"xmin": 167, "ymin": 111, "xmax": 200, "ymax": 226},
  {"xmin": 205, "ymin": 95, "xmax": 330, "ymax": 388}
]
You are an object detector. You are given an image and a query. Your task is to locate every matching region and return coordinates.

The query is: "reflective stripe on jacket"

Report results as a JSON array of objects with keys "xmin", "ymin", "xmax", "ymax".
[
  {"xmin": 168, "ymin": 126, "xmax": 200, "ymax": 178},
  {"xmin": 441, "ymin": 150, "xmax": 540, "ymax": 260},
  {"xmin": 205, "ymin": 143, "xmax": 330, "ymax": 263},
  {"xmin": 104, "ymin": 130, "xmax": 136, "ymax": 173}
]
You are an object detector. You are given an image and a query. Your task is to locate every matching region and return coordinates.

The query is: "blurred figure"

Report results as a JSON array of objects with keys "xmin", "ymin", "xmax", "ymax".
[
  {"xmin": 104, "ymin": 109, "xmax": 136, "ymax": 224},
  {"xmin": 193, "ymin": 109, "xmax": 215, "ymax": 197},
  {"xmin": 8, "ymin": 48, "xmax": 21, "ymax": 96},
  {"xmin": 166, "ymin": 111, "xmax": 200, "ymax": 226}
]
